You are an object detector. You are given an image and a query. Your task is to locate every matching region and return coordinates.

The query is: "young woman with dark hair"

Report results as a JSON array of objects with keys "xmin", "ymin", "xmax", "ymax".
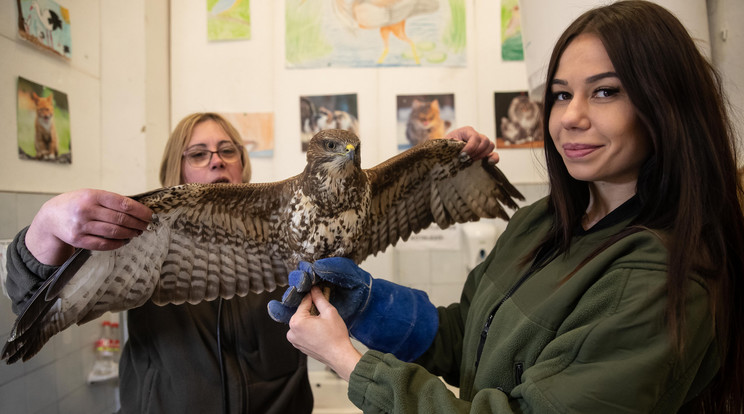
[{"xmin": 274, "ymin": 2, "xmax": 744, "ymax": 412}]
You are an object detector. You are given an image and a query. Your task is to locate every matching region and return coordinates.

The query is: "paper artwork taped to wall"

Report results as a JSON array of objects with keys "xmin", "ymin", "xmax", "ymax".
[
  {"xmin": 219, "ymin": 112, "xmax": 274, "ymax": 158},
  {"xmin": 396, "ymin": 94, "xmax": 455, "ymax": 151},
  {"xmin": 17, "ymin": 0, "xmax": 72, "ymax": 59},
  {"xmin": 17, "ymin": 77, "xmax": 72, "ymax": 164},
  {"xmin": 300, "ymin": 94, "xmax": 359, "ymax": 152},
  {"xmin": 494, "ymin": 91, "xmax": 543, "ymax": 149},
  {"xmin": 286, "ymin": 0, "xmax": 466, "ymax": 68},
  {"xmin": 207, "ymin": 0, "xmax": 251, "ymax": 41},
  {"xmin": 501, "ymin": 0, "xmax": 523, "ymax": 61}
]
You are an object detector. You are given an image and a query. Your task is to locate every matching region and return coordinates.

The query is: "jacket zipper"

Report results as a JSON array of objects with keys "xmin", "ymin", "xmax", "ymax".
[
  {"xmin": 474, "ymin": 269, "xmax": 536, "ymax": 369},
  {"xmin": 223, "ymin": 301, "xmax": 249, "ymax": 412},
  {"xmin": 514, "ymin": 362, "xmax": 524, "ymax": 385},
  {"xmin": 474, "ymin": 242, "xmax": 557, "ymax": 370}
]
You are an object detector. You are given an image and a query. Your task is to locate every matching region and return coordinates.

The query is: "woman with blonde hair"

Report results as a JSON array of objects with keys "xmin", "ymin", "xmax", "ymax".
[{"xmin": 159, "ymin": 112, "xmax": 251, "ymax": 187}]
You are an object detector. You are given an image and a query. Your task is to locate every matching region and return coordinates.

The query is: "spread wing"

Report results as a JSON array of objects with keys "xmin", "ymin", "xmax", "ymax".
[
  {"xmin": 2, "ymin": 180, "xmax": 296, "ymax": 363},
  {"xmin": 352, "ymin": 139, "xmax": 523, "ymax": 262},
  {"xmin": 3, "ymin": 134, "xmax": 525, "ymax": 364}
]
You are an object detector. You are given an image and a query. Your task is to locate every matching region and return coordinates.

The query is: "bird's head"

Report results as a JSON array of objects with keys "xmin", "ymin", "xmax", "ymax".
[{"xmin": 306, "ymin": 129, "xmax": 362, "ymax": 179}]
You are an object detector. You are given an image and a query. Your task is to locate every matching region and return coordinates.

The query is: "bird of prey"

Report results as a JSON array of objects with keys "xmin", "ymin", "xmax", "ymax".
[{"xmin": 2, "ymin": 129, "xmax": 523, "ymax": 363}]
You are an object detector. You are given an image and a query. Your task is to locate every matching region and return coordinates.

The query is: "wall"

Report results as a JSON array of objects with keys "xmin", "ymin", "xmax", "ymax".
[
  {"xmin": 708, "ymin": 0, "xmax": 744, "ymax": 156},
  {"xmin": 1, "ymin": 0, "xmax": 742, "ymax": 412},
  {"xmin": 0, "ymin": 1, "xmax": 102, "ymax": 194},
  {"xmin": 0, "ymin": 1, "xmax": 168, "ymax": 412}
]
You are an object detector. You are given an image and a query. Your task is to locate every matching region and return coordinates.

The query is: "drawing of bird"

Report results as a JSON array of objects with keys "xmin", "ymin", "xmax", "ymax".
[
  {"xmin": 503, "ymin": 4, "xmax": 521, "ymax": 40},
  {"xmin": 2, "ymin": 129, "xmax": 523, "ymax": 363},
  {"xmin": 29, "ymin": 1, "xmax": 62, "ymax": 47},
  {"xmin": 209, "ymin": 0, "xmax": 241, "ymax": 16},
  {"xmin": 330, "ymin": 0, "xmax": 440, "ymax": 64}
]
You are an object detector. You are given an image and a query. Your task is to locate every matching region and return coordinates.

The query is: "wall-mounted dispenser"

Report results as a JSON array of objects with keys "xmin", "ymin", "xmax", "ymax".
[{"xmin": 460, "ymin": 221, "xmax": 503, "ymax": 272}]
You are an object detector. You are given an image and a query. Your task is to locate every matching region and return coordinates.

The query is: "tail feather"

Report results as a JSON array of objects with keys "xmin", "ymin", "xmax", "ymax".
[
  {"xmin": 3, "ymin": 333, "xmax": 40, "ymax": 364},
  {"xmin": 3, "ymin": 298, "xmax": 63, "ymax": 363},
  {"xmin": 483, "ymin": 159, "xmax": 524, "ymax": 211},
  {"xmin": 8, "ymin": 249, "xmax": 91, "ymax": 341},
  {"xmin": 2, "ymin": 249, "xmax": 105, "ymax": 364},
  {"xmin": 46, "ymin": 249, "xmax": 93, "ymax": 299}
]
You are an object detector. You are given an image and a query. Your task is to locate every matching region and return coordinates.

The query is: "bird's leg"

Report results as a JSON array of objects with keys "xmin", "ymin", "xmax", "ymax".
[
  {"xmin": 377, "ymin": 26, "xmax": 392, "ymax": 64},
  {"xmin": 390, "ymin": 20, "xmax": 420, "ymax": 64},
  {"xmin": 377, "ymin": 48, "xmax": 390, "ymax": 64},
  {"xmin": 408, "ymin": 42, "xmax": 420, "ymax": 65},
  {"xmin": 310, "ymin": 281, "xmax": 333, "ymax": 316}
]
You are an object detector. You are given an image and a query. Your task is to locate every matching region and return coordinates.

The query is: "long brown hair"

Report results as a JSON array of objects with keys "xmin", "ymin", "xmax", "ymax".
[
  {"xmin": 159, "ymin": 112, "xmax": 252, "ymax": 187},
  {"xmin": 536, "ymin": 1, "xmax": 743, "ymax": 411}
]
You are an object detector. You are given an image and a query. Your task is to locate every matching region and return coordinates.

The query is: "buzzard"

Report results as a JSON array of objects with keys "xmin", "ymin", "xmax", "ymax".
[{"xmin": 2, "ymin": 129, "xmax": 523, "ymax": 363}]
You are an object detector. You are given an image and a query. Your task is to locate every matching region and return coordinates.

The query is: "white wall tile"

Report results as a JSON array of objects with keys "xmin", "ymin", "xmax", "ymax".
[
  {"xmin": 55, "ymin": 352, "xmax": 84, "ymax": 399},
  {"xmin": 429, "ymin": 250, "xmax": 466, "ymax": 284},
  {"xmin": 396, "ymin": 250, "xmax": 431, "ymax": 285},
  {"xmin": 15, "ymin": 193, "xmax": 54, "ymax": 233},
  {"xmin": 25, "ymin": 363, "xmax": 59, "ymax": 413},
  {"xmin": 0, "ymin": 193, "xmax": 18, "ymax": 239},
  {"xmin": 430, "ymin": 282, "xmax": 465, "ymax": 308},
  {"xmin": 0, "ymin": 374, "xmax": 28, "ymax": 413}
]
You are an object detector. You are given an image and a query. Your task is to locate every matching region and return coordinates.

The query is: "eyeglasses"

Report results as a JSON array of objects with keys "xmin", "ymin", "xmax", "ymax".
[{"xmin": 182, "ymin": 145, "xmax": 241, "ymax": 168}]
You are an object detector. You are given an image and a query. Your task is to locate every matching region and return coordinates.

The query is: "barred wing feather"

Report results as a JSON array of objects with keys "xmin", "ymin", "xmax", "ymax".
[
  {"xmin": 2, "ymin": 181, "xmax": 292, "ymax": 363},
  {"xmin": 353, "ymin": 139, "xmax": 523, "ymax": 263},
  {"xmin": 2, "ymin": 131, "xmax": 524, "ymax": 364}
]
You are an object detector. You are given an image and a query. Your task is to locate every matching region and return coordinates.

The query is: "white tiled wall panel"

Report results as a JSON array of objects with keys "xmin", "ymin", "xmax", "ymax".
[{"xmin": 0, "ymin": 191, "xmax": 118, "ymax": 414}]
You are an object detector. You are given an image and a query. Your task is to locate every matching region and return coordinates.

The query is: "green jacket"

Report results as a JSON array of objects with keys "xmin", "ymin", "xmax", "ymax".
[{"xmin": 348, "ymin": 198, "xmax": 718, "ymax": 413}]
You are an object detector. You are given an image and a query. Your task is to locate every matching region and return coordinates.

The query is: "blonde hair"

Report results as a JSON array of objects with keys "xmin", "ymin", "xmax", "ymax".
[{"xmin": 159, "ymin": 113, "xmax": 252, "ymax": 187}]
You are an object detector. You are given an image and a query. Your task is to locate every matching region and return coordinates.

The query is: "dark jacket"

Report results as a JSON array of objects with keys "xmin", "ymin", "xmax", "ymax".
[{"xmin": 5, "ymin": 227, "xmax": 313, "ymax": 414}]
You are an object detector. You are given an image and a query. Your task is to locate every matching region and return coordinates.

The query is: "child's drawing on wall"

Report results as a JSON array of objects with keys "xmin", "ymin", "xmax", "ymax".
[
  {"xmin": 219, "ymin": 112, "xmax": 274, "ymax": 158},
  {"xmin": 501, "ymin": 0, "xmax": 523, "ymax": 61},
  {"xmin": 207, "ymin": 0, "xmax": 251, "ymax": 41},
  {"xmin": 286, "ymin": 0, "xmax": 466, "ymax": 68},
  {"xmin": 17, "ymin": 0, "xmax": 72, "ymax": 59}
]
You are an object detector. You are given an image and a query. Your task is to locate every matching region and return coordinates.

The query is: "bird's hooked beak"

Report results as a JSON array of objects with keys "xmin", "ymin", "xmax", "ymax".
[{"xmin": 345, "ymin": 143, "xmax": 356, "ymax": 161}]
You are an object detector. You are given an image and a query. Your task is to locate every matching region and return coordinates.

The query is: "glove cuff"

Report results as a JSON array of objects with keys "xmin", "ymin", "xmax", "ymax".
[{"xmin": 349, "ymin": 279, "xmax": 438, "ymax": 362}]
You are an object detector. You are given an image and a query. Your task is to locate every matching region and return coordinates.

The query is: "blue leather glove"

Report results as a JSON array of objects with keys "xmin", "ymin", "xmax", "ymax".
[{"xmin": 268, "ymin": 257, "xmax": 439, "ymax": 362}]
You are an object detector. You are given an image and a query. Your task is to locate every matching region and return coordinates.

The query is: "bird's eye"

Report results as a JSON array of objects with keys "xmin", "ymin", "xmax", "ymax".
[{"xmin": 325, "ymin": 141, "xmax": 337, "ymax": 150}]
